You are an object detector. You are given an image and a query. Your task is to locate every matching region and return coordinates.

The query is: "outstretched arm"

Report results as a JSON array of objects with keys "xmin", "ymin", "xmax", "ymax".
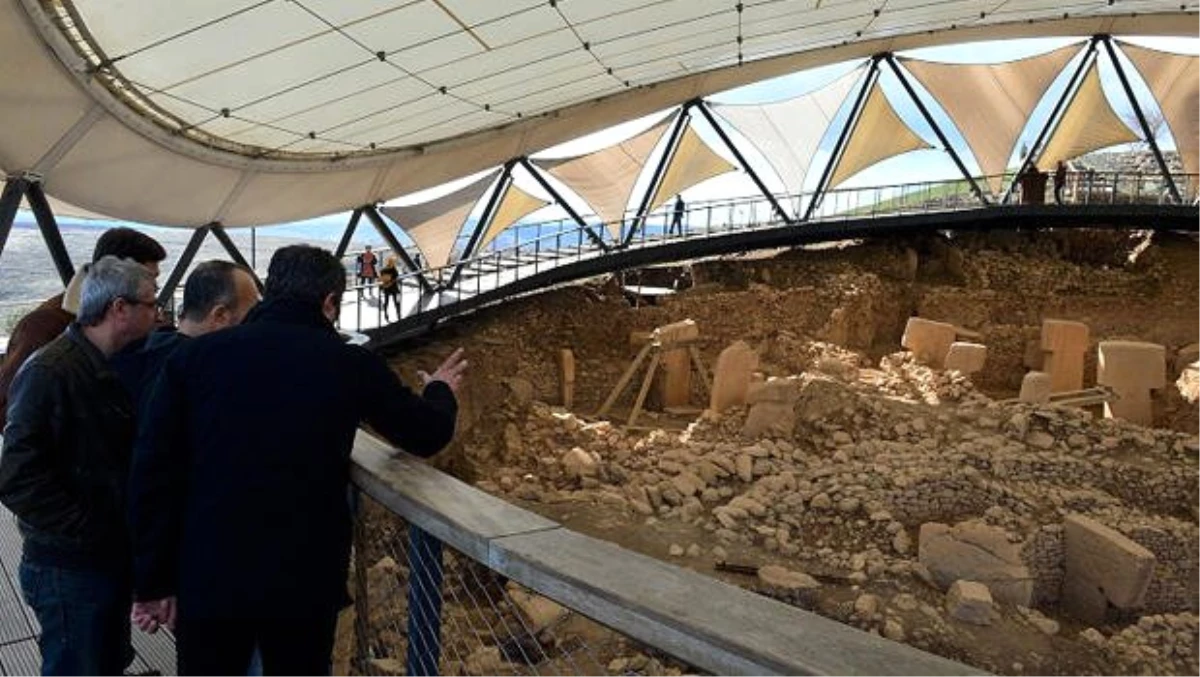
[{"xmin": 360, "ymin": 349, "xmax": 466, "ymax": 457}]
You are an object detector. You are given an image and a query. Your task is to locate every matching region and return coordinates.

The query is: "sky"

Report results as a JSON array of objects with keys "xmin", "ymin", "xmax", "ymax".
[{"xmin": 18, "ymin": 35, "xmax": 1199, "ymax": 248}]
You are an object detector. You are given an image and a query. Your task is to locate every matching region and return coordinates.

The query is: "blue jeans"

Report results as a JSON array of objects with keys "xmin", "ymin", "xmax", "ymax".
[{"xmin": 18, "ymin": 559, "xmax": 133, "ymax": 676}]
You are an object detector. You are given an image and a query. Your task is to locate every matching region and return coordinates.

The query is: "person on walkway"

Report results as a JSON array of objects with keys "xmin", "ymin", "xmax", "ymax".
[
  {"xmin": 129, "ymin": 244, "xmax": 466, "ymax": 675},
  {"xmin": 1053, "ymin": 160, "xmax": 1067, "ymax": 205},
  {"xmin": 355, "ymin": 245, "xmax": 378, "ymax": 298},
  {"xmin": 113, "ymin": 260, "xmax": 260, "ymax": 407},
  {"xmin": 670, "ymin": 194, "xmax": 685, "ymax": 236},
  {"xmin": 0, "ymin": 257, "xmax": 160, "ymax": 675},
  {"xmin": 0, "ymin": 227, "xmax": 165, "ymax": 430},
  {"xmin": 378, "ymin": 255, "xmax": 401, "ymax": 322}
]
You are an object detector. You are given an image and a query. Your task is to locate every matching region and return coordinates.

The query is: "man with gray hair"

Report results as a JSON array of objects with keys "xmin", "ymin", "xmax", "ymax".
[{"xmin": 0, "ymin": 256, "xmax": 159, "ymax": 675}]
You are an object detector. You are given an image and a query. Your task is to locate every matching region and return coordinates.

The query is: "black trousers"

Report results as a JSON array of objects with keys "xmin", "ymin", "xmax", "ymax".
[{"xmin": 176, "ymin": 612, "xmax": 338, "ymax": 676}]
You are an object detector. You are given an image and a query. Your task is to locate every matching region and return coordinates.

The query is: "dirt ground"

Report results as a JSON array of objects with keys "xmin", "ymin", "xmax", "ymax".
[{"xmin": 373, "ymin": 228, "xmax": 1199, "ymax": 675}]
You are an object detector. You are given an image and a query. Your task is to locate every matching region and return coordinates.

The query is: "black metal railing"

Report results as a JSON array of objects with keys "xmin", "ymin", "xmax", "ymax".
[{"xmin": 336, "ymin": 171, "xmax": 1198, "ymax": 332}]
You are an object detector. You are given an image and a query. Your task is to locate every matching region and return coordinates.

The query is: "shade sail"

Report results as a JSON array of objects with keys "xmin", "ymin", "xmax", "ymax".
[
  {"xmin": 478, "ymin": 183, "xmax": 551, "ymax": 250},
  {"xmin": 648, "ymin": 126, "xmax": 738, "ymax": 211},
  {"xmin": 710, "ymin": 67, "xmax": 863, "ymax": 200},
  {"xmin": 1118, "ymin": 42, "xmax": 1199, "ymax": 178},
  {"xmin": 901, "ymin": 43, "xmax": 1080, "ymax": 193},
  {"xmin": 829, "ymin": 84, "xmax": 932, "ymax": 188},
  {"xmin": 380, "ymin": 170, "xmax": 500, "ymax": 269},
  {"xmin": 533, "ymin": 114, "xmax": 676, "ymax": 239},
  {"xmin": 0, "ymin": 0, "xmax": 1191, "ymax": 228},
  {"xmin": 1035, "ymin": 62, "xmax": 1140, "ymax": 171}
]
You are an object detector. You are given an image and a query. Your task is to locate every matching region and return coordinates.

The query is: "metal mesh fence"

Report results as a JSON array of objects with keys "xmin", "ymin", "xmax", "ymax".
[{"xmin": 346, "ymin": 496, "xmax": 696, "ymax": 676}]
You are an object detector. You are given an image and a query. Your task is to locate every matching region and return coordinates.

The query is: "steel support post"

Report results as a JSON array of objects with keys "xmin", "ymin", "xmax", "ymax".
[
  {"xmin": 208, "ymin": 223, "xmax": 263, "ymax": 292},
  {"xmin": 884, "ymin": 55, "xmax": 990, "ymax": 205},
  {"xmin": 804, "ymin": 58, "xmax": 881, "ymax": 221},
  {"xmin": 624, "ymin": 108, "xmax": 691, "ymax": 247},
  {"xmin": 1099, "ymin": 36, "xmax": 1181, "ymax": 204},
  {"xmin": 405, "ymin": 525, "xmax": 444, "ymax": 676},
  {"xmin": 693, "ymin": 101, "xmax": 795, "ymax": 223},
  {"xmin": 156, "ymin": 225, "xmax": 210, "ymax": 307},
  {"xmin": 518, "ymin": 158, "xmax": 608, "ymax": 250},
  {"xmin": 1002, "ymin": 38, "xmax": 1098, "ymax": 204},
  {"xmin": 444, "ymin": 161, "xmax": 514, "ymax": 292},
  {"xmin": 335, "ymin": 208, "xmax": 363, "ymax": 259},
  {"xmin": 25, "ymin": 182, "xmax": 75, "ymax": 285},
  {"xmin": 0, "ymin": 178, "xmax": 29, "ymax": 264},
  {"xmin": 364, "ymin": 205, "xmax": 435, "ymax": 295}
]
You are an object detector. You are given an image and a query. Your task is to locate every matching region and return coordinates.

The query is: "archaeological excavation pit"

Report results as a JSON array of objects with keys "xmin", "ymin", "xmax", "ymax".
[{"xmin": 361, "ymin": 228, "xmax": 1198, "ymax": 676}]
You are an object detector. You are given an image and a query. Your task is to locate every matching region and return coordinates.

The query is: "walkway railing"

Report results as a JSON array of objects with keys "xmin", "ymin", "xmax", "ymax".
[
  {"xmin": 347, "ymin": 431, "xmax": 981, "ymax": 676},
  {"xmin": 337, "ymin": 171, "xmax": 1198, "ymax": 334}
]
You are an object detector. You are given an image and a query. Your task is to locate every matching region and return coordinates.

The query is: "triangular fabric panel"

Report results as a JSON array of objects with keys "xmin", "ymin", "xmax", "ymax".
[
  {"xmin": 1035, "ymin": 63, "xmax": 1141, "ymax": 171},
  {"xmin": 901, "ymin": 43, "xmax": 1080, "ymax": 193},
  {"xmin": 533, "ymin": 113, "xmax": 677, "ymax": 239},
  {"xmin": 380, "ymin": 169, "xmax": 500, "ymax": 269},
  {"xmin": 710, "ymin": 67, "xmax": 862, "ymax": 198},
  {"xmin": 1118, "ymin": 41, "xmax": 1199, "ymax": 178},
  {"xmin": 648, "ymin": 126, "xmax": 738, "ymax": 212},
  {"xmin": 829, "ymin": 84, "xmax": 932, "ymax": 188},
  {"xmin": 478, "ymin": 183, "xmax": 550, "ymax": 250}
]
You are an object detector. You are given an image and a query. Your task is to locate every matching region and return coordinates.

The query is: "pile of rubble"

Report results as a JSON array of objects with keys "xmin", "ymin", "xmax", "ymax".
[{"xmin": 470, "ymin": 347, "xmax": 1198, "ymax": 673}]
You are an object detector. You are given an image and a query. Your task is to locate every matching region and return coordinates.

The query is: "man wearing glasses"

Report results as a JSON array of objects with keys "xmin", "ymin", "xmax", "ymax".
[{"xmin": 0, "ymin": 256, "xmax": 159, "ymax": 675}]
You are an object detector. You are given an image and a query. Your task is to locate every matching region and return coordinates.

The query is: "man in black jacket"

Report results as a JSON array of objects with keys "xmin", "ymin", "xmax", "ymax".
[
  {"xmin": 0, "ymin": 256, "xmax": 160, "ymax": 675},
  {"xmin": 129, "ymin": 244, "xmax": 465, "ymax": 675},
  {"xmin": 114, "ymin": 260, "xmax": 260, "ymax": 406}
]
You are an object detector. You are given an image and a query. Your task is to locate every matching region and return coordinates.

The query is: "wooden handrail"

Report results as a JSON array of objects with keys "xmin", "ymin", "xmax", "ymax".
[{"xmin": 350, "ymin": 431, "xmax": 984, "ymax": 676}]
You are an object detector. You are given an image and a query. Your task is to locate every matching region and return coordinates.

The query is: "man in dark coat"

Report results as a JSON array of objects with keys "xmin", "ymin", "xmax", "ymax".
[
  {"xmin": 113, "ymin": 260, "xmax": 260, "ymax": 406},
  {"xmin": 0, "ymin": 227, "xmax": 165, "ymax": 430},
  {"xmin": 0, "ymin": 256, "xmax": 160, "ymax": 675},
  {"xmin": 128, "ymin": 244, "xmax": 465, "ymax": 675}
]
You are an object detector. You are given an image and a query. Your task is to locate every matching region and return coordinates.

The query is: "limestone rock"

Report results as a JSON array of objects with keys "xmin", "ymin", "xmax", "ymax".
[
  {"xmin": 504, "ymin": 377, "xmax": 536, "ymax": 408},
  {"xmin": 944, "ymin": 342, "xmax": 987, "ymax": 374},
  {"xmin": 742, "ymin": 378, "xmax": 799, "ymax": 438},
  {"xmin": 901, "ymin": 317, "xmax": 957, "ymax": 368},
  {"xmin": 946, "ymin": 580, "xmax": 996, "ymax": 626},
  {"xmin": 757, "ymin": 565, "xmax": 821, "ymax": 591},
  {"xmin": 561, "ymin": 447, "xmax": 597, "ymax": 478},
  {"xmin": 1062, "ymin": 513, "xmax": 1156, "ymax": 622},
  {"xmin": 1018, "ymin": 371, "xmax": 1052, "ymax": 403},
  {"xmin": 710, "ymin": 341, "xmax": 759, "ymax": 413},
  {"xmin": 506, "ymin": 583, "xmax": 569, "ymax": 631},
  {"xmin": 918, "ymin": 521, "xmax": 1033, "ymax": 606}
]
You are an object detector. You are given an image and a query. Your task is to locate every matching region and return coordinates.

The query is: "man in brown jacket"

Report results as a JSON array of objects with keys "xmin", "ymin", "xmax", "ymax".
[{"xmin": 0, "ymin": 227, "xmax": 165, "ymax": 429}]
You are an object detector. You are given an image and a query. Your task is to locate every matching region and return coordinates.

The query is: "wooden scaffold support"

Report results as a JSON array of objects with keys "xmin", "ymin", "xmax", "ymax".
[{"xmin": 597, "ymin": 319, "xmax": 710, "ymax": 426}]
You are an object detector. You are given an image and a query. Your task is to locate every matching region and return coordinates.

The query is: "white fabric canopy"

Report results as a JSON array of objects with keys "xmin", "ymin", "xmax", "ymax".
[
  {"xmin": 380, "ymin": 170, "xmax": 500, "ymax": 269},
  {"xmin": 901, "ymin": 44, "xmax": 1080, "ymax": 193},
  {"xmin": 1036, "ymin": 62, "xmax": 1140, "ymax": 171},
  {"xmin": 533, "ymin": 114, "xmax": 676, "ymax": 238},
  {"xmin": 648, "ymin": 126, "xmax": 738, "ymax": 211},
  {"xmin": 1118, "ymin": 42, "xmax": 1199, "ymax": 178},
  {"xmin": 829, "ymin": 83, "xmax": 931, "ymax": 188},
  {"xmin": 478, "ymin": 183, "xmax": 551, "ymax": 250},
  {"xmin": 710, "ymin": 67, "xmax": 862, "ymax": 200},
  {"xmin": 0, "ymin": 0, "xmax": 1191, "ymax": 228}
]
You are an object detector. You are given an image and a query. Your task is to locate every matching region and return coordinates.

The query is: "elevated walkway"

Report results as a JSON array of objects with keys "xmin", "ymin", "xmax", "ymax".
[{"xmin": 344, "ymin": 173, "xmax": 1198, "ymax": 347}]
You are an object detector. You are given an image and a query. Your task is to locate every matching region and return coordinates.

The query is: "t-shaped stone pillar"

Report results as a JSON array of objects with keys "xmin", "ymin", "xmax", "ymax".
[
  {"xmin": 901, "ymin": 318, "xmax": 957, "ymax": 368},
  {"xmin": 1041, "ymin": 319, "xmax": 1089, "ymax": 393},
  {"xmin": 1097, "ymin": 340, "xmax": 1166, "ymax": 425}
]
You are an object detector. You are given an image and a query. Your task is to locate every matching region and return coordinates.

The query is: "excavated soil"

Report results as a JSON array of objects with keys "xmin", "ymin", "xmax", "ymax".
[{"xmin": 369, "ymin": 229, "xmax": 1199, "ymax": 676}]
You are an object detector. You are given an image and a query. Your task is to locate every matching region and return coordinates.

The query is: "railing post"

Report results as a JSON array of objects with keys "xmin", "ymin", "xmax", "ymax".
[
  {"xmin": 352, "ymin": 489, "xmax": 372, "ymax": 675},
  {"xmin": 382, "ymin": 526, "xmax": 448, "ymax": 673}
]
